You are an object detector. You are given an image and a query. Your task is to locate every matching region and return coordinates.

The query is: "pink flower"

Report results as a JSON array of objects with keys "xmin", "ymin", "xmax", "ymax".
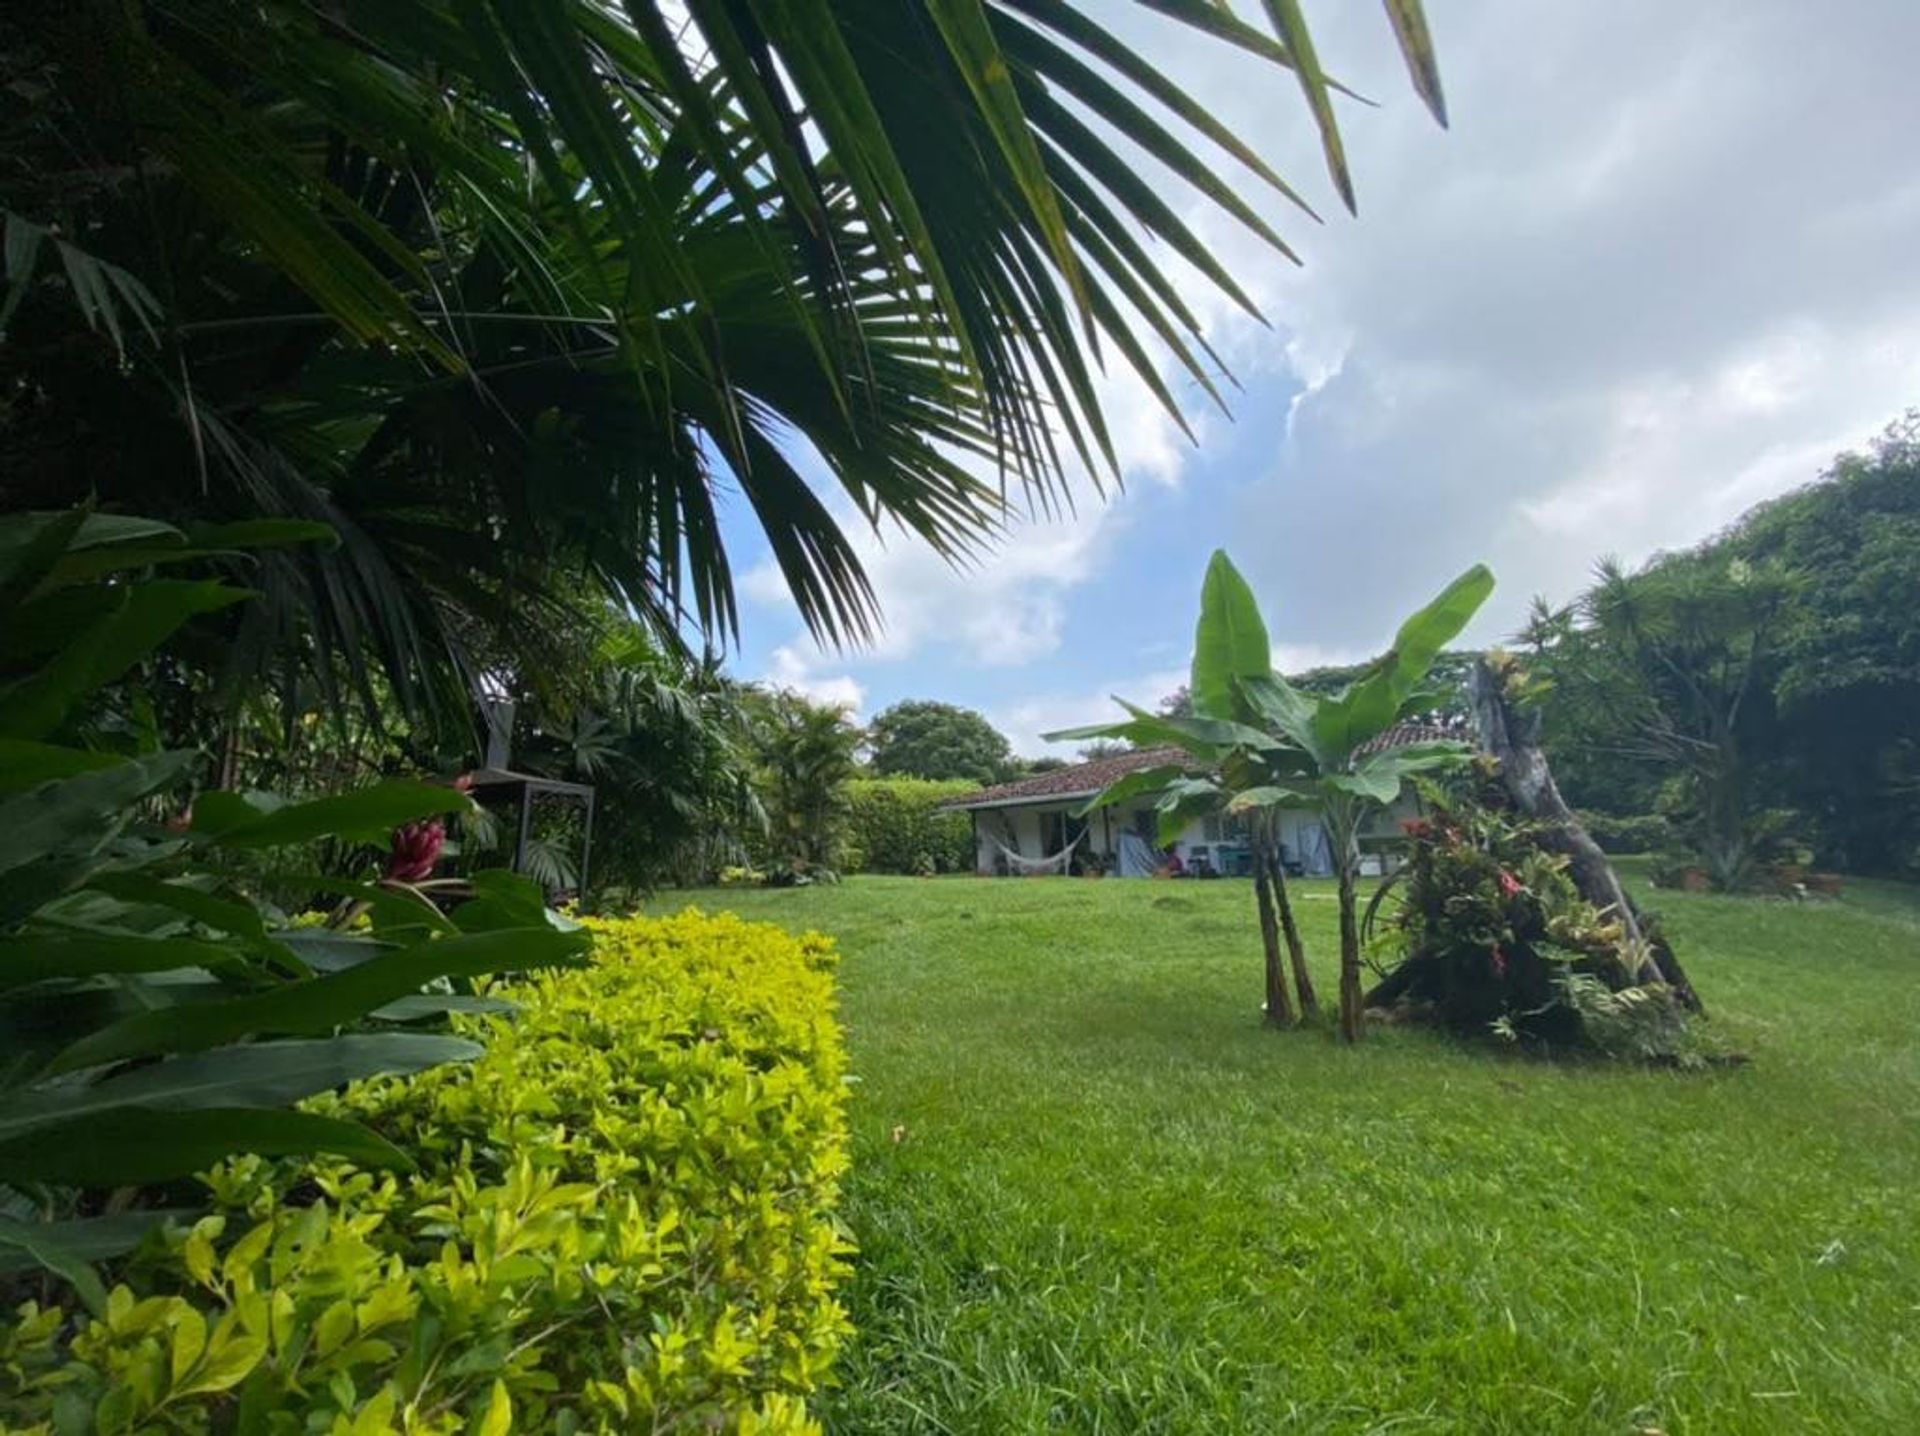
[
  {"xmin": 1497, "ymin": 869, "xmax": 1523, "ymax": 899},
  {"xmin": 384, "ymin": 818, "xmax": 445, "ymax": 883},
  {"xmin": 1490, "ymin": 946, "xmax": 1508, "ymax": 978}
]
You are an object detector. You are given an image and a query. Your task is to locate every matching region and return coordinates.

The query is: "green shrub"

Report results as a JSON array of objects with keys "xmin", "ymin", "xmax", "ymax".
[
  {"xmin": 0, "ymin": 510, "xmax": 584, "ymax": 1290},
  {"xmin": 1, "ymin": 910, "xmax": 853, "ymax": 1434},
  {"xmin": 1576, "ymin": 810, "xmax": 1673, "ymax": 855},
  {"xmin": 840, "ymin": 778, "xmax": 977, "ymax": 875}
]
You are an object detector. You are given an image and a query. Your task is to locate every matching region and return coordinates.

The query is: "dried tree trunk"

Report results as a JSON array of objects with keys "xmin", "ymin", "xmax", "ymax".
[
  {"xmin": 1252, "ymin": 831, "xmax": 1295, "ymax": 1027},
  {"xmin": 1467, "ymin": 661, "xmax": 1703, "ymax": 1014}
]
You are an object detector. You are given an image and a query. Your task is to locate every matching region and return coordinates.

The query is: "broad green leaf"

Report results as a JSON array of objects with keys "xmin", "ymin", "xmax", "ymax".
[
  {"xmin": 451, "ymin": 868, "xmax": 578, "ymax": 934},
  {"xmin": 47, "ymin": 927, "xmax": 587, "ymax": 1073},
  {"xmin": 1041, "ymin": 715, "xmax": 1160, "ymax": 745},
  {"xmin": 0, "ymin": 1213, "xmax": 108, "ymax": 1315},
  {"xmin": 0, "ymin": 751, "xmax": 195, "ymax": 876},
  {"xmin": 1386, "ymin": 564, "xmax": 1494, "ymax": 691},
  {"xmin": 273, "ymin": 929, "xmax": 399, "ymax": 972},
  {"xmin": 0, "ymin": 510, "xmax": 90, "ymax": 608},
  {"xmin": 1154, "ymin": 778, "xmax": 1224, "ymax": 847},
  {"xmin": 1342, "ymin": 564, "xmax": 1493, "ymax": 742},
  {"xmin": 1238, "ymin": 673, "xmax": 1324, "ymax": 761},
  {"xmin": 83, "ymin": 872, "xmax": 276, "ymax": 949},
  {"xmin": 0, "ymin": 581, "xmax": 250, "ymax": 740},
  {"xmin": 0, "ymin": 933, "xmax": 243, "ymax": 992},
  {"xmin": 193, "ymin": 780, "xmax": 468, "ymax": 849},
  {"xmin": 1225, "ymin": 784, "xmax": 1310, "ymax": 814},
  {"xmin": 0, "ymin": 1209, "xmax": 193, "ymax": 1275},
  {"xmin": 0, "ymin": 1034, "xmax": 481, "ymax": 1140},
  {"xmin": 1326, "ymin": 768, "xmax": 1402, "ymax": 805},
  {"xmin": 0, "ymin": 741, "xmax": 120, "ymax": 795},
  {"xmin": 371, "ymin": 994, "xmax": 515, "ymax": 1022},
  {"xmin": 0, "ymin": 1107, "xmax": 412, "ymax": 1186},
  {"xmin": 1073, "ymin": 765, "xmax": 1190, "ymax": 817},
  {"xmin": 1112, "ymin": 699, "xmax": 1275, "ymax": 756},
  {"xmin": 1190, "ymin": 551, "xmax": 1271, "ymax": 722}
]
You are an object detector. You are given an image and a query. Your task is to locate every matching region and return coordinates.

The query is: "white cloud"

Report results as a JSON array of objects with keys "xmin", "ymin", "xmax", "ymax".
[
  {"xmin": 1201, "ymin": 0, "xmax": 1920, "ymax": 647},
  {"xmin": 764, "ymin": 644, "xmax": 864, "ymax": 713},
  {"xmin": 989, "ymin": 666, "xmax": 1189, "ymax": 758},
  {"xmin": 747, "ymin": 0, "xmax": 1920, "ymax": 717}
]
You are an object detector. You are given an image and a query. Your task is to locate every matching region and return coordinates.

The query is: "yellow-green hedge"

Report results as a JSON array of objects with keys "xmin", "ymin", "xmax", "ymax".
[{"xmin": 1, "ymin": 910, "xmax": 852, "ymax": 1434}]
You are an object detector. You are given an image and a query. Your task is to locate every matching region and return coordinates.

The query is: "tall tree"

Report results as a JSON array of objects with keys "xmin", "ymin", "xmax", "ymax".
[
  {"xmin": 1524, "ymin": 553, "xmax": 1796, "ymax": 890},
  {"xmin": 748, "ymin": 691, "xmax": 864, "ymax": 872},
  {"xmin": 869, "ymin": 700, "xmax": 1014, "ymax": 784},
  {"xmin": 2, "ymin": 0, "xmax": 1449, "ymax": 737},
  {"xmin": 1730, "ymin": 418, "xmax": 1920, "ymax": 871}
]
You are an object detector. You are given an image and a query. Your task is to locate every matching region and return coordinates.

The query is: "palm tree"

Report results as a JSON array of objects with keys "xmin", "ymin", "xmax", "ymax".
[
  {"xmin": 747, "ymin": 690, "xmax": 864, "ymax": 873},
  {"xmin": 2, "ymin": 1, "xmax": 1448, "ymax": 734}
]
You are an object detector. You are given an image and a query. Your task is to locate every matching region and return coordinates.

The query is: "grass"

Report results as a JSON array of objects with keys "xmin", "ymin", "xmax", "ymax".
[{"xmin": 676, "ymin": 871, "xmax": 1920, "ymax": 1434}]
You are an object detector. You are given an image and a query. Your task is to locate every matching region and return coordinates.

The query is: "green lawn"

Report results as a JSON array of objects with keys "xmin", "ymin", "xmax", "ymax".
[{"xmin": 676, "ymin": 872, "xmax": 1920, "ymax": 1434}]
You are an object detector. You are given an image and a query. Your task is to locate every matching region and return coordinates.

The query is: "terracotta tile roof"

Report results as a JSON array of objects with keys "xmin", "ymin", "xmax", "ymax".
[
  {"xmin": 1352, "ymin": 720, "xmax": 1465, "ymax": 758},
  {"xmin": 942, "ymin": 721, "xmax": 1469, "ymax": 812},
  {"xmin": 940, "ymin": 746, "xmax": 1188, "ymax": 810}
]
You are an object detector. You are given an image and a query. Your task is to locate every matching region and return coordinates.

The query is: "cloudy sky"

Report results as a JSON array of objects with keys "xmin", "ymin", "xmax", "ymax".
[{"xmin": 726, "ymin": 0, "xmax": 1920, "ymax": 754}]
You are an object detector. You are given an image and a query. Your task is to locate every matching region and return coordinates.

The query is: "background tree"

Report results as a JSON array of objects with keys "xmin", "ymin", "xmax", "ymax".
[
  {"xmin": 510, "ymin": 625, "xmax": 764, "ymax": 892},
  {"xmin": 1525, "ymin": 554, "xmax": 1796, "ymax": 890},
  {"xmin": 869, "ymin": 700, "xmax": 1014, "ymax": 784},
  {"xmin": 747, "ymin": 692, "xmax": 864, "ymax": 874},
  {"xmin": 1729, "ymin": 418, "xmax": 1920, "ymax": 871}
]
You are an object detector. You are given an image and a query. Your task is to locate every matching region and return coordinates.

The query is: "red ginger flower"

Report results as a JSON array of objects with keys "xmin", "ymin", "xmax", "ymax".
[
  {"xmin": 1497, "ymin": 869, "xmax": 1523, "ymax": 898},
  {"xmin": 384, "ymin": 817, "xmax": 445, "ymax": 883}
]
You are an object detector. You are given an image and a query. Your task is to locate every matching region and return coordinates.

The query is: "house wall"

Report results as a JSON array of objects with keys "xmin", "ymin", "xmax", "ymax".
[{"xmin": 969, "ymin": 789, "xmax": 1423, "ymax": 877}]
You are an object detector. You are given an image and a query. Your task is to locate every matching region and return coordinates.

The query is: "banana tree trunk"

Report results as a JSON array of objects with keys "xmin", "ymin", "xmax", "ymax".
[
  {"xmin": 1265, "ymin": 842, "xmax": 1317, "ymax": 1017},
  {"xmin": 1252, "ymin": 833, "xmax": 1295, "ymax": 1027},
  {"xmin": 1336, "ymin": 857, "xmax": 1363, "ymax": 1042},
  {"xmin": 1323, "ymin": 799, "xmax": 1364, "ymax": 1042},
  {"xmin": 1467, "ymin": 660, "xmax": 1704, "ymax": 1013}
]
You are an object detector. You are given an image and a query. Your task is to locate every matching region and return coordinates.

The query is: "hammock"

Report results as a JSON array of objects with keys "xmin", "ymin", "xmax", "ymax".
[{"xmin": 991, "ymin": 829, "xmax": 1085, "ymax": 876}]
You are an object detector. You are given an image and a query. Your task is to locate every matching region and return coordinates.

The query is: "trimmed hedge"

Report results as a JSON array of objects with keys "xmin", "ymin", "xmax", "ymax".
[
  {"xmin": 1577, "ymin": 810, "xmax": 1674, "ymax": 855},
  {"xmin": 840, "ymin": 777, "xmax": 977, "ymax": 875},
  {"xmin": 1, "ymin": 911, "xmax": 852, "ymax": 1434}
]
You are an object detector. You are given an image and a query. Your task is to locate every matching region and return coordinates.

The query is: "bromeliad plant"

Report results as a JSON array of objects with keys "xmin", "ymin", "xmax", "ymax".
[
  {"xmin": 1051, "ymin": 551, "xmax": 1494, "ymax": 1042},
  {"xmin": 0, "ymin": 512, "xmax": 586, "ymax": 1307}
]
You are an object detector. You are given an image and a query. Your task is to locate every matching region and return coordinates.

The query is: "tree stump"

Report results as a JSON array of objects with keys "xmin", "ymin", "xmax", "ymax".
[{"xmin": 1467, "ymin": 660, "xmax": 1703, "ymax": 1014}]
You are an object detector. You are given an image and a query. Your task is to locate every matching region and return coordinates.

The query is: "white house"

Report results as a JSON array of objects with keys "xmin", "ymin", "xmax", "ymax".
[{"xmin": 942, "ymin": 726, "xmax": 1448, "ymax": 878}]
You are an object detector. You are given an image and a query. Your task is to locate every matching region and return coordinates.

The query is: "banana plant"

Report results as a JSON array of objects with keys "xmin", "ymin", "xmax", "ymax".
[
  {"xmin": 1048, "ymin": 553, "xmax": 1317, "ymax": 1027},
  {"xmin": 1050, "ymin": 551, "xmax": 1494, "ymax": 1042},
  {"xmin": 1226, "ymin": 562, "xmax": 1495, "ymax": 1041},
  {"xmin": 0, "ymin": 512, "xmax": 588, "ymax": 1308}
]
